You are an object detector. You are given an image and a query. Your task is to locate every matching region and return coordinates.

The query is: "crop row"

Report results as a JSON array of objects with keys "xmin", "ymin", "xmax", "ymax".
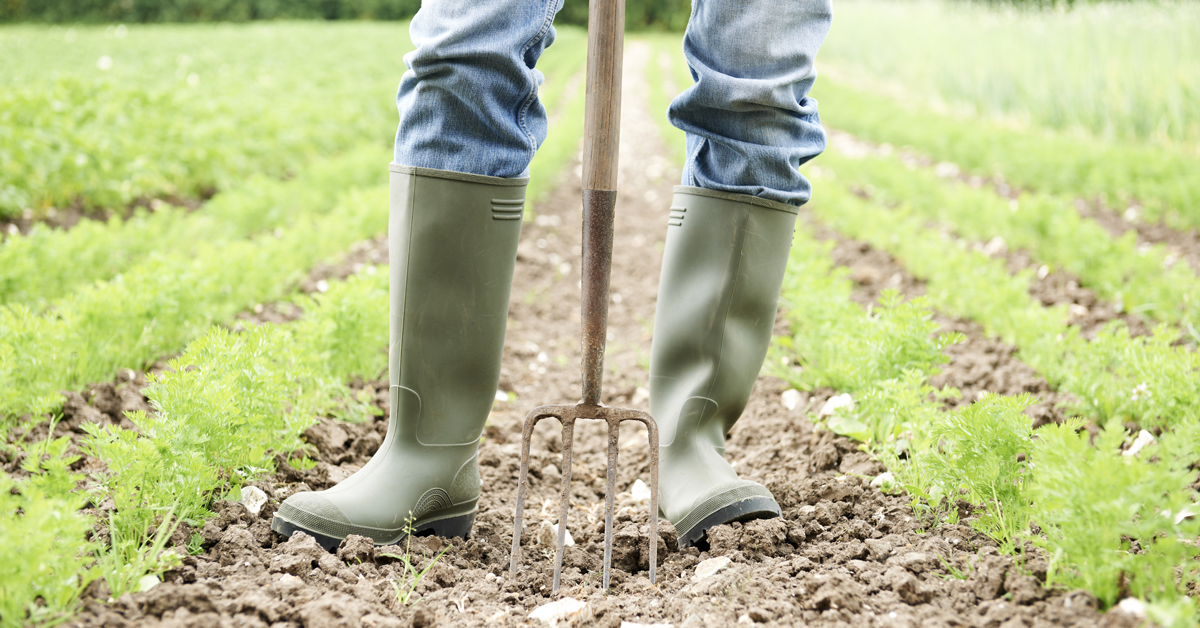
[
  {"xmin": 813, "ymin": 180, "xmax": 1200, "ymax": 432},
  {"xmin": 773, "ymin": 201, "xmax": 1200, "ymax": 626},
  {"xmin": 0, "ymin": 145, "xmax": 386, "ymax": 308},
  {"xmin": 2, "ymin": 265, "xmax": 389, "ymax": 625},
  {"xmin": 0, "ymin": 179, "xmax": 388, "ymax": 429},
  {"xmin": 0, "ymin": 22, "xmax": 412, "ymax": 219},
  {"xmin": 0, "ymin": 22, "xmax": 589, "ymax": 221},
  {"xmin": 0, "ymin": 28, "xmax": 586, "ymax": 313},
  {"xmin": 817, "ymin": 1, "xmax": 1200, "ymax": 148},
  {"xmin": 816, "ymin": 141, "xmax": 1200, "ymax": 326},
  {"xmin": 814, "ymin": 80, "xmax": 1200, "ymax": 231}
]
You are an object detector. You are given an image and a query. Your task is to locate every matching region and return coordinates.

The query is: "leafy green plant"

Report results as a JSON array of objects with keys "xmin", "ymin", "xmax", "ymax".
[
  {"xmin": 0, "ymin": 184, "xmax": 389, "ymax": 429},
  {"xmin": 0, "ymin": 437, "xmax": 95, "ymax": 628},
  {"xmin": 817, "ymin": 147, "xmax": 1200, "ymax": 326},
  {"xmin": 0, "ymin": 145, "xmax": 385, "ymax": 309},
  {"xmin": 1027, "ymin": 418, "xmax": 1200, "ymax": 611},
  {"xmin": 924, "ymin": 394, "xmax": 1034, "ymax": 551},
  {"xmin": 81, "ymin": 264, "xmax": 390, "ymax": 573},
  {"xmin": 820, "ymin": 1, "xmax": 1200, "ymax": 148},
  {"xmin": 381, "ymin": 522, "xmax": 452, "ymax": 607},
  {"xmin": 95, "ymin": 506, "xmax": 183, "ymax": 600}
]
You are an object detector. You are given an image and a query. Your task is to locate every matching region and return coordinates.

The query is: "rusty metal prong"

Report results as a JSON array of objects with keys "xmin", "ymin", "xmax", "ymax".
[
  {"xmin": 511, "ymin": 403, "xmax": 660, "ymax": 593},
  {"xmin": 551, "ymin": 417, "xmax": 577, "ymax": 595},
  {"xmin": 642, "ymin": 415, "xmax": 661, "ymax": 585},
  {"xmin": 602, "ymin": 417, "xmax": 620, "ymax": 589},
  {"xmin": 510, "ymin": 407, "xmax": 562, "ymax": 579}
]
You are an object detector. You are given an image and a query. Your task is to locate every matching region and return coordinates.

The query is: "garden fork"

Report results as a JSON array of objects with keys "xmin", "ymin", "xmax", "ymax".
[{"xmin": 508, "ymin": 0, "xmax": 660, "ymax": 594}]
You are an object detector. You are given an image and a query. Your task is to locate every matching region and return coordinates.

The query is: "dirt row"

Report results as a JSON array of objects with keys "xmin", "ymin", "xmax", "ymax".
[
  {"xmin": 0, "ymin": 191, "xmax": 211, "ymax": 242},
  {"xmin": 826, "ymin": 129, "xmax": 1200, "ymax": 276},
  {"xmin": 28, "ymin": 43, "xmax": 1159, "ymax": 628}
]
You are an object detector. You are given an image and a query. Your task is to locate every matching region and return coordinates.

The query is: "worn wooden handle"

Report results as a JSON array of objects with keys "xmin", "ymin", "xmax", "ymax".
[{"xmin": 582, "ymin": 0, "xmax": 624, "ymax": 191}]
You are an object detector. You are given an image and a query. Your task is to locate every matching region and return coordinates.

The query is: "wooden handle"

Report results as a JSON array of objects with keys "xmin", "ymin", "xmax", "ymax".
[{"xmin": 582, "ymin": 0, "xmax": 624, "ymax": 191}]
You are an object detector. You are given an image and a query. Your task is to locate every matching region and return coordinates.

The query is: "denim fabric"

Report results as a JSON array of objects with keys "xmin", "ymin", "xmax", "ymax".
[
  {"xmin": 394, "ymin": 0, "xmax": 565, "ymax": 177},
  {"xmin": 394, "ymin": 0, "xmax": 831, "ymax": 205},
  {"xmin": 671, "ymin": 0, "xmax": 833, "ymax": 206}
]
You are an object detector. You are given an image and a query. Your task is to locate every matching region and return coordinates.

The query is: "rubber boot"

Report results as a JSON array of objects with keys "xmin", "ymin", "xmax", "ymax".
[
  {"xmin": 272, "ymin": 164, "xmax": 526, "ymax": 550},
  {"xmin": 650, "ymin": 186, "xmax": 798, "ymax": 548}
]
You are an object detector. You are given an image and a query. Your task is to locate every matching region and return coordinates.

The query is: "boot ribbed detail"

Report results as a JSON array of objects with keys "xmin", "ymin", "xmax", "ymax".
[
  {"xmin": 272, "ymin": 164, "xmax": 524, "ymax": 551},
  {"xmin": 651, "ymin": 185, "xmax": 798, "ymax": 547}
]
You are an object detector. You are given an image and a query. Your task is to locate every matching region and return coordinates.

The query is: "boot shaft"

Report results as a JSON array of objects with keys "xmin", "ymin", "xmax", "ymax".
[
  {"xmin": 388, "ymin": 164, "xmax": 526, "ymax": 446},
  {"xmin": 650, "ymin": 186, "xmax": 798, "ymax": 447}
]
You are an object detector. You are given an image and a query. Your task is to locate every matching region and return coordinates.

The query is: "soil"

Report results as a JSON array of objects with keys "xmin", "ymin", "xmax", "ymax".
[
  {"xmin": 33, "ymin": 44, "xmax": 1145, "ymax": 628},
  {"xmin": 814, "ymin": 229, "xmax": 1073, "ymax": 428},
  {"xmin": 827, "ymin": 129, "xmax": 1200, "ymax": 277},
  {"xmin": 1072, "ymin": 199, "xmax": 1200, "ymax": 276},
  {"xmin": 0, "ymin": 192, "xmax": 210, "ymax": 241}
]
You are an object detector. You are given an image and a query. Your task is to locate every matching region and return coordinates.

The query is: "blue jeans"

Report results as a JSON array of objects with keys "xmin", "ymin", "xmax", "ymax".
[{"xmin": 394, "ymin": 0, "xmax": 832, "ymax": 206}]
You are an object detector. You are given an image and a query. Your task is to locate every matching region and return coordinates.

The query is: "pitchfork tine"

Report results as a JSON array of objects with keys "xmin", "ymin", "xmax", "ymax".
[
  {"xmin": 508, "ymin": 412, "xmax": 540, "ymax": 578},
  {"xmin": 551, "ymin": 418, "xmax": 576, "ymax": 594},
  {"xmin": 602, "ymin": 419, "xmax": 619, "ymax": 589}
]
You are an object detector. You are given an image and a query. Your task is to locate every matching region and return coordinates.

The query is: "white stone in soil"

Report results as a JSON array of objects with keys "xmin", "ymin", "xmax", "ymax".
[
  {"xmin": 1123, "ymin": 429, "xmax": 1155, "ymax": 457},
  {"xmin": 870, "ymin": 472, "xmax": 896, "ymax": 490},
  {"xmin": 781, "ymin": 389, "xmax": 802, "ymax": 411},
  {"xmin": 537, "ymin": 521, "xmax": 574, "ymax": 547},
  {"xmin": 529, "ymin": 597, "xmax": 588, "ymax": 626},
  {"xmin": 691, "ymin": 556, "xmax": 732, "ymax": 582},
  {"xmin": 137, "ymin": 574, "xmax": 160, "ymax": 592},
  {"xmin": 1116, "ymin": 597, "xmax": 1147, "ymax": 618},
  {"xmin": 621, "ymin": 622, "xmax": 673, "ymax": 628},
  {"xmin": 240, "ymin": 486, "xmax": 268, "ymax": 516},
  {"xmin": 495, "ymin": 390, "xmax": 509, "ymax": 403},
  {"xmin": 630, "ymin": 479, "xmax": 652, "ymax": 503},
  {"xmin": 820, "ymin": 393, "xmax": 854, "ymax": 416},
  {"xmin": 1173, "ymin": 503, "xmax": 1200, "ymax": 525}
]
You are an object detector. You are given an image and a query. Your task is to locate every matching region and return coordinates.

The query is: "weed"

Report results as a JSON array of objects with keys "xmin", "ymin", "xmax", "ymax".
[{"xmin": 381, "ymin": 521, "xmax": 451, "ymax": 607}]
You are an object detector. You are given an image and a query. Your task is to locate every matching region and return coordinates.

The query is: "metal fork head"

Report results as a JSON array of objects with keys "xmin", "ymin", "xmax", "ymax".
[{"xmin": 509, "ymin": 402, "xmax": 660, "ymax": 594}]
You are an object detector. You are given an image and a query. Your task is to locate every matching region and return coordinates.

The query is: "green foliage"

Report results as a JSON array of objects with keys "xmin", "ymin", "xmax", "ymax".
[
  {"xmin": 809, "ymin": 181, "xmax": 1200, "ymax": 432},
  {"xmin": 94, "ymin": 506, "xmax": 182, "ymax": 600},
  {"xmin": 83, "ymin": 326, "xmax": 314, "ymax": 536},
  {"xmin": 814, "ymin": 78, "xmax": 1200, "ymax": 231},
  {"xmin": 0, "ymin": 21, "xmax": 409, "ymax": 219},
  {"xmin": 924, "ymin": 394, "xmax": 1034, "ymax": 549},
  {"xmin": 1027, "ymin": 419, "xmax": 1200, "ymax": 611},
  {"xmin": 771, "ymin": 222, "xmax": 958, "ymax": 457},
  {"xmin": 817, "ymin": 147, "xmax": 1200, "ymax": 325},
  {"xmin": 0, "ymin": 182, "xmax": 389, "ymax": 428},
  {"xmin": 820, "ymin": 1, "xmax": 1200, "ymax": 147},
  {"xmin": 82, "ymin": 264, "xmax": 389, "ymax": 588},
  {"xmin": 381, "ymin": 524, "xmax": 452, "ymax": 606},
  {"xmin": 0, "ymin": 145, "xmax": 384, "ymax": 308},
  {"xmin": 0, "ymin": 437, "xmax": 95, "ymax": 628},
  {"xmin": 801, "ymin": 176, "xmax": 1200, "ymax": 623}
]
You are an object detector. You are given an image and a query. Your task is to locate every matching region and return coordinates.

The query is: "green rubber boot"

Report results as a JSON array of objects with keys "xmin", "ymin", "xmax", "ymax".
[
  {"xmin": 272, "ymin": 164, "xmax": 526, "ymax": 550},
  {"xmin": 650, "ymin": 186, "xmax": 798, "ymax": 548}
]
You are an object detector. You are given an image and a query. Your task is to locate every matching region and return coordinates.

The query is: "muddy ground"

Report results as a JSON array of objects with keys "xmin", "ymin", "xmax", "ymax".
[{"xmin": 37, "ymin": 44, "xmax": 1156, "ymax": 628}]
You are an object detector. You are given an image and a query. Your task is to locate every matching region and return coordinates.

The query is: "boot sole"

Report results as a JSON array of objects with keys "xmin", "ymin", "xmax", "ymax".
[
  {"xmin": 677, "ymin": 495, "xmax": 782, "ymax": 549},
  {"xmin": 271, "ymin": 509, "xmax": 476, "ymax": 552}
]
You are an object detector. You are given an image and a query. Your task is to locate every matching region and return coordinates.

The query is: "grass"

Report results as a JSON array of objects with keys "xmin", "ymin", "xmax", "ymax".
[
  {"xmin": 819, "ymin": 0, "xmax": 1200, "ymax": 149},
  {"xmin": 0, "ymin": 21, "xmax": 408, "ymax": 219}
]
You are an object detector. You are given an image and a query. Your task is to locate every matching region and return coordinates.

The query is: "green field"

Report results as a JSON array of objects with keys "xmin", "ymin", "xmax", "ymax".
[{"xmin": 3, "ymin": 3, "xmax": 1200, "ymax": 626}]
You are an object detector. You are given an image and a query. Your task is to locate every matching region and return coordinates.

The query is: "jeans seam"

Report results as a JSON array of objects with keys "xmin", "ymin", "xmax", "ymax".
[{"xmin": 516, "ymin": 0, "xmax": 559, "ymax": 162}]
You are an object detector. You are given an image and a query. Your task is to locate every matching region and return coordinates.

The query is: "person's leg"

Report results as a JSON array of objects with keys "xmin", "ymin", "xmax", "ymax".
[
  {"xmin": 669, "ymin": 0, "xmax": 832, "ymax": 205},
  {"xmin": 394, "ymin": 0, "xmax": 565, "ymax": 177},
  {"xmin": 650, "ymin": 0, "xmax": 832, "ymax": 547},
  {"xmin": 273, "ymin": 0, "xmax": 563, "ymax": 549}
]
